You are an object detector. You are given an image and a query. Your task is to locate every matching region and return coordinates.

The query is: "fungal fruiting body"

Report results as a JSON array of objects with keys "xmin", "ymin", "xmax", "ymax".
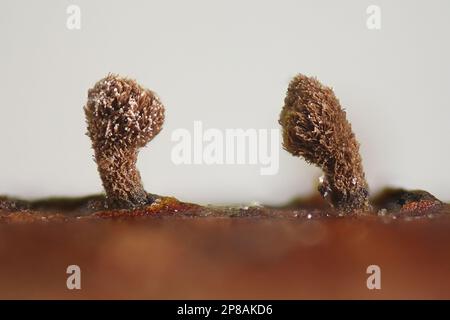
[
  {"xmin": 279, "ymin": 74, "xmax": 370, "ymax": 213},
  {"xmin": 85, "ymin": 74, "xmax": 165, "ymax": 208}
]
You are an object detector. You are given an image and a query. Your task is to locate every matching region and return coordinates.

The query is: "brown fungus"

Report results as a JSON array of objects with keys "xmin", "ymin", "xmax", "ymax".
[
  {"xmin": 84, "ymin": 74, "xmax": 165, "ymax": 208},
  {"xmin": 279, "ymin": 74, "xmax": 370, "ymax": 213}
]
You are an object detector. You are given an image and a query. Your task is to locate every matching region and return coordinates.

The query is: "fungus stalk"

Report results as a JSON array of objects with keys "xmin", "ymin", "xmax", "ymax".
[
  {"xmin": 84, "ymin": 74, "xmax": 165, "ymax": 208},
  {"xmin": 279, "ymin": 74, "xmax": 370, "ymax": 212}
]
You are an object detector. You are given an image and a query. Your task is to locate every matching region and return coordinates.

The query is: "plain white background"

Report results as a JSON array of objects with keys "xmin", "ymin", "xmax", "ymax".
[{"xmin": 0, "ymin": 0, "xmax": 449, "ymax": 204}]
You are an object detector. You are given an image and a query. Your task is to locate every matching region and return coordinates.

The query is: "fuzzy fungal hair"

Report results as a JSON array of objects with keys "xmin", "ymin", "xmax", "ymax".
[
  {"xmin": 279, "ymin": 74, "xmax": 370, "ymax": 212},
  {"xmin": 85, "ymin": 74, "xmax": 165, "ymax": 208}
]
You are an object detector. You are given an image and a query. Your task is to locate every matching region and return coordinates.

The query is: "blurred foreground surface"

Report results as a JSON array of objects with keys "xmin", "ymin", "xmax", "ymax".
[{"xmin": 1, "ymin": 214, "xmax": 450, "ymax": 299}]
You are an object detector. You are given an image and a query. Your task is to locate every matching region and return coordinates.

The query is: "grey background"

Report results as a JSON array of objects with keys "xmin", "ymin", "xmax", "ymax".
[{"xmin": 1, "ymin": 0, "xmax": 449, "ymax": 204}]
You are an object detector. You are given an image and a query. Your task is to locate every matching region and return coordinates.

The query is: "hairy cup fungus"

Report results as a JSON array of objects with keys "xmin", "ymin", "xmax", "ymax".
[
  {"xmin": 84, "ymin": 74, "xmax": 165, "ymax": 208},
  {"xmin": 279, "ymin": 74, "xmax": 370, "ymax": 213}
]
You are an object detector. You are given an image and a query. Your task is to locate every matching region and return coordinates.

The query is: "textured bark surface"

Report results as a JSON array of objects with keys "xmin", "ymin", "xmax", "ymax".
[{"xmin": 0, "ymin": 191, "xmax": 447, "ymax": 299}]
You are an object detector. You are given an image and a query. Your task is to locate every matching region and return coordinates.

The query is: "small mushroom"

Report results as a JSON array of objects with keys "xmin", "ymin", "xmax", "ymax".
[
  {"xmin": 84, "ymin": 74, "xmax": 165, "ymax": 208},
  {"xmin": 279, "ymin": 74, "xmax": 370, "ymax": 212}
]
